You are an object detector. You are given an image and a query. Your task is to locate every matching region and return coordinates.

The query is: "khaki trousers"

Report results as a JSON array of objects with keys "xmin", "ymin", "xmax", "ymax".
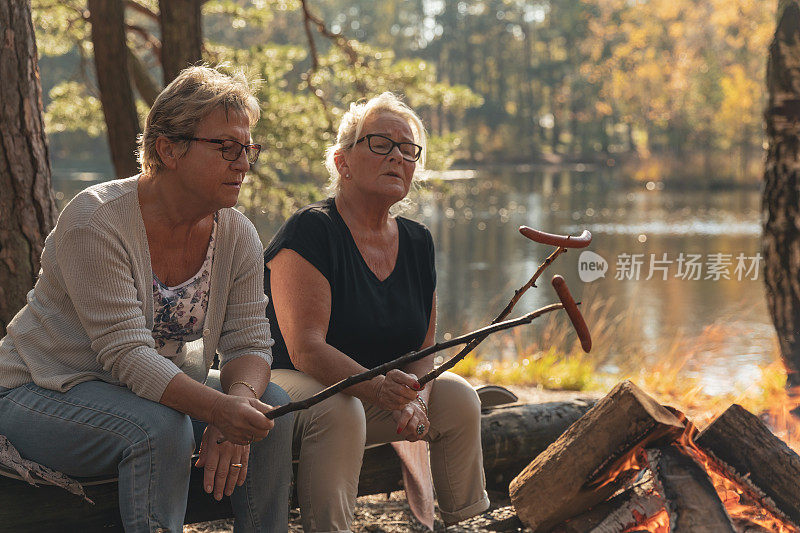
[{"xmin": 271, "ymin": 369, "xmax": 490, "ymax": 533}]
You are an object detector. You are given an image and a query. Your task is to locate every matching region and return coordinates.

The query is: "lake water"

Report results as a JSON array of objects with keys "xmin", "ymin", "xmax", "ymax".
[{"xmin": 52, "ymin": 168, "xmax": 776, "ymax": 395}]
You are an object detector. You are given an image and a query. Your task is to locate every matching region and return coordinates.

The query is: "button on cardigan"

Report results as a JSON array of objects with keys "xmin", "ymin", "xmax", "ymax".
[{"xmin": 0, "ymin": 176, "xmax": 273, "ymax": 402}]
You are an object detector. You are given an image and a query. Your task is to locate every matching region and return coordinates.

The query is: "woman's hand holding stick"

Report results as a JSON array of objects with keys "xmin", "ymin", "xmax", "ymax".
[
  {"xmin": 262, "ymin": 303, "xmax": 566, "ymax": 421},
  {"xmin": 218, "ymin": 303, "xmax": 568, "ymax": 440}
]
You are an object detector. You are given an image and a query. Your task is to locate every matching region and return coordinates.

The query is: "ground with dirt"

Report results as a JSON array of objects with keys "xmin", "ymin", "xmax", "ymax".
[{"xmin": 185, "ymin": 492, "xmax": 529, "ymax": 532}]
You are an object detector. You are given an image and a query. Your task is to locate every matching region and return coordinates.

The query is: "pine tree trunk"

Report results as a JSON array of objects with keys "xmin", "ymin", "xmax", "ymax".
[
  {"xmin": 160, "ymin": 0, "xmax": 203, "ymax": 84},
  {"xmin": 88, "ymin": 0, "xmax": 141, "ymax": 178},
  {"xmin": 0, "ymin": 0, "xmax": 58, "ymax": 337},
  {"xmin": 763, "ymin": 1, "xmax": 800, "ymax": 387}
]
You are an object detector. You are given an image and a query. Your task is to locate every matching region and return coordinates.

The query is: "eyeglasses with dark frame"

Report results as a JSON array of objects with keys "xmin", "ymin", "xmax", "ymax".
[
  {"xmin": 180, "ymin": 137, "xmax": 262, "ymax": 165},
  {"xmin": 355, "ymin": 134, "xmax": 422, "ymax": 162}
]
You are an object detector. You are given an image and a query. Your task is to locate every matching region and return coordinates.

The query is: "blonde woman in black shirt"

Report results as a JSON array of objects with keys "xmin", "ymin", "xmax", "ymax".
[{"xmin": 264, "ymin": 93, "xmax": 489, "ymax": 532}]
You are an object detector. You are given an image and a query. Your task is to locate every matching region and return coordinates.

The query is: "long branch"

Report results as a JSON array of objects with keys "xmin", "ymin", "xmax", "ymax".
[
  {"xmin": 264, "ymin": 303, "xmax": 565, "ymax": 419},
  {"xmin": 125, "ymin": 0, "xmax": 159, "ymax": 22},
  {"xmin": 299, "ymin": 0, "xmax": 337, "ymax": 132},
  {"xmin": 417, "ymin": 246, "xmax": 568, "ymax": 386},
  {"xmin": 125, "ymin": 23, "xmax": 162, "ymax": 61},
  {"xmin": 300, "ymin": 0, "xmax": 320, "ymax": 72},
  {"xmin": 299, "ymin": 0, "xmax": 360, "ymax": 66}
]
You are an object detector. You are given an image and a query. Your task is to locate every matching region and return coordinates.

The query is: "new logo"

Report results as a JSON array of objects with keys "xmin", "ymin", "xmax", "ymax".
[{"xmin": 578, "ymin": 251, "xmax": 608, "ymax": 282}]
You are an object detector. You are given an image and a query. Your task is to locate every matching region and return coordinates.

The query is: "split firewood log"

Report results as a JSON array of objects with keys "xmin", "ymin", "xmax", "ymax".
[{"xmin": 509, "ymin": 381, "xmax": 685, "ymax": 532}]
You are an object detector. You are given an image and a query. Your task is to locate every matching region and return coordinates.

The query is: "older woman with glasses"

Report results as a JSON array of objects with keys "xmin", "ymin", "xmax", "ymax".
[
  {"xmin": 0, "ymin": 66, "xmax": 292, "ymax": 532},
  {"xmin": 264, "ymin": 92, "xmax": 489, "ymax": 532}
]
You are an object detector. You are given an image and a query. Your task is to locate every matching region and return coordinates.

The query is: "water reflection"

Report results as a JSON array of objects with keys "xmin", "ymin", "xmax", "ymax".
[
  {"xmin": 51, "ymin": 168, "xmax": 776, "ymax": 394},
  {"xmin": 408, "ymin": 168, "xmax": 773, "ymax": 395}
]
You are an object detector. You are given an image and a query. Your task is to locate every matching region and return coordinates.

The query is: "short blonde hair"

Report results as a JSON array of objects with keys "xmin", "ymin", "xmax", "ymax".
[
  {"xmin": 324, "ymin": 92, "xmax": 427, "ymax": 195},
  {"xmin": 138, "ymin": 65, "xmax": 260, "ymax": 175}
]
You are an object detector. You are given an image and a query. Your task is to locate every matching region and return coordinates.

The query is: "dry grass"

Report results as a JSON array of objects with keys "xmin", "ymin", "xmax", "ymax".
[{"xmin": 451, "ymin": 291, "xmax": 800, "ymax": 451}]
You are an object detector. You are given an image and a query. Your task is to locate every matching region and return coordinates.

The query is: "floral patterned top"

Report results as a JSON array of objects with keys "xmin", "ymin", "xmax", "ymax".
[{"xmin": 152, "ymin": 214, "xmax": 217, "ymax": 358}]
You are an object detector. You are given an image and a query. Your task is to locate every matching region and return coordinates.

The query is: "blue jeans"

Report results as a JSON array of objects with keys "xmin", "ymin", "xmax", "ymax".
[{"xmin": 0, "ymin": 373, "xmax": 293, "ymax": 533}]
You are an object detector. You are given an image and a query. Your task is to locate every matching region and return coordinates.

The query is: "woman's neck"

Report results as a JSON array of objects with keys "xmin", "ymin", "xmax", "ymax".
[
  {"xmin": 138, "ymin": 171, "xmax": 214, "ymax": 231},
  {"xmin": 334, "ymin": 191, "xmax": 393, "ymax": 234}
]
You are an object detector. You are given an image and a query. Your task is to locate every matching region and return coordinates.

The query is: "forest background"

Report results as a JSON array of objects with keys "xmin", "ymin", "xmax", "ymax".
[{"xmin": 37, "ymin": 0, "xmax": 773, "ymax": 211}]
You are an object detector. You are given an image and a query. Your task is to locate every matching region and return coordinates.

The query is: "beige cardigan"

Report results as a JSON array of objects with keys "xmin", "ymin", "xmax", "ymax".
[{"xmin": 0, "ymin": 176, "xmax": 273, "ymax": 402}]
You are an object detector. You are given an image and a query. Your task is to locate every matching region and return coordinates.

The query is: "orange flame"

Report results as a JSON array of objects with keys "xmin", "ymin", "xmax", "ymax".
[
  {"xmin": 622, "ymin": 508, "xmax": 669, "ymax": 533},
  {"xmin": 762, "ymin": 385, "xmax": 800, "ymax": 455},
  {"xmin": 589, "ymin": 425, "xmax": 683, "ymax": 491},
  {"xmin": 590, "ymin": 445, "xmax": 650, "ymax": 491},
  {"xmin": 671, "ymin": 410, "xmax": 799, "ymax": 533}
]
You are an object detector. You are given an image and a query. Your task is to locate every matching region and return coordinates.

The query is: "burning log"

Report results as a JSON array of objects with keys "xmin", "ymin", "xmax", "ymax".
[
  {"xmin": 509, "ymin": 381, "xmax": 685, "ymax": 532},
  {"xmin": 653, "ymin": 446, "xmax": 736, "ymax": 532},
  {"xmin": 553, "ymin": 474, "xmax": 665, "ymax": 533},
  {"xmin": 696, "ymin": 404, "xmax": 800, "ymax": 525}
]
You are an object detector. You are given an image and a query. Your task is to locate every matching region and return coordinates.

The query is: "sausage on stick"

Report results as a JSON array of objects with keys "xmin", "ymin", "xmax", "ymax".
[
  {"xmin": 551, "ymin": 274, "xmax": 592, "ymax": 352},
  {"xmin": 519, "ymin": 227, "xmax": 592, "ymax": 248}
]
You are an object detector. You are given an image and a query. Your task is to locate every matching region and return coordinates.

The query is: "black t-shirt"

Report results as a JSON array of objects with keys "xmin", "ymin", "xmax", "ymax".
[{"xmin": 264, "ymin": 198, "xmax": 436, "ymax": 371}]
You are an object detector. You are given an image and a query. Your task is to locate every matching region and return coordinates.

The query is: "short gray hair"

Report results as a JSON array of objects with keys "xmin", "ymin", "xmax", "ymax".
[
  {"xmin": 138, "ymin": 65, "xmax": 260, "ymax": 175},
  {"xmin": 324, "ymin": 92, "xmax": 427, "ymax": 195}
]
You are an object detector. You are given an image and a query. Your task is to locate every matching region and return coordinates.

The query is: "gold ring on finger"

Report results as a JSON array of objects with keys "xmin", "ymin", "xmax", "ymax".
[{"xmin": 230, "ymin": 463, "xmax": 243, "ymax": 468}]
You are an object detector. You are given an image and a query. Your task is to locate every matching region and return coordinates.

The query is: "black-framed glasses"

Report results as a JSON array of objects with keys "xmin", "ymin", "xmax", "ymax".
[
  {"xmin": 180, "ymin": 137, "xmax": 262, "ymax": 164},
  {"xmin": 356, "ymin": 134, "xmax": 422, "ymax": 162}
]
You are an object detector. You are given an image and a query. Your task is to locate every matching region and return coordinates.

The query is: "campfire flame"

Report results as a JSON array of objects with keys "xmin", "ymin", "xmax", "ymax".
[
  {"xmin": 763, "ymin": 384, "xmax": 800, "ymax": 455},
  {"xmin": 590, "ymin": 410, "xmax": 799, "ymax": 533},
  {"xmin": 590, "ymin": 445, "xmax": 650, "ymax": 491},
  {"xmin": 672, "ymin": 413, "xmax": 799, "ymax": 533},
  {"xmin": 622, "ymin": 508, "xmax": 669, "ymax": 533}
]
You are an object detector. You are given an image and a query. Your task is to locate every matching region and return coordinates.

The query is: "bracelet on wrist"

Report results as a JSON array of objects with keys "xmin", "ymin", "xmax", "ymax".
[
  {"xmin": 230, "ymin": 380, "xmax": 259, "ymax": 399},
  {"xmin": 415, "ymin": 394, "xmax": 429, "ymax": 417}
]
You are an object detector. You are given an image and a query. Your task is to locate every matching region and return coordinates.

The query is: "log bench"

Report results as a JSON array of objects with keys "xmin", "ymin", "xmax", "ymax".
[{"xmin": 0, "ymin": 387, "xmax": 595, "ymax": 532}]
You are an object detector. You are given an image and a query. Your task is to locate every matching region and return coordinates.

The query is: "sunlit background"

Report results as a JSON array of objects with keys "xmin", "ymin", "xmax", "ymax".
[{"xmin": 38, "ymin": 0, "xmax": 792, "ymax": 438}]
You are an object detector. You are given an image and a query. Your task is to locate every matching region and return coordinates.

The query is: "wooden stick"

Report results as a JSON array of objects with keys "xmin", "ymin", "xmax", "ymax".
[
  {"xmin": 262, "ymin": 229, "xmax": 590, "ymax": 420},
  {"xmin": 264, "ymin": 304, "xmax": 565, "ymax": 419},
  {"xmin": 220, "ymin": 228, "xmax": 589, "ymax": 442},
  {"xmin": 417, "ymin": 245, "xmax": 570, "ymax": 387}
]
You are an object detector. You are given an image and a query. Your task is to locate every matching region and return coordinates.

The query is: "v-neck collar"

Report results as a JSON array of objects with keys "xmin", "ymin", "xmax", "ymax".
[
  {"xmin": 134, "ymin": 175, "xmax": 223, "ymax": 335},
  {"xmin": 329, "ymin": 197, "xmax": 404, "ymax": 284}
]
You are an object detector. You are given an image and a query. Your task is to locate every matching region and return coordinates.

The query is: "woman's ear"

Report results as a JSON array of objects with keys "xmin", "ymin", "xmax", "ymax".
[
  {"xmin": 155, "ymin": 136, "xmax": 180, "ymax": 171},
  {"xmin": 334, "ymin": 150, "xmax": 351, "ymax": 180}
]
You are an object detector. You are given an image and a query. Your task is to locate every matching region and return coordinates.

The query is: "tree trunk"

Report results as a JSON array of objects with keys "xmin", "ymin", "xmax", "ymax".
[
  {"xmin": 159, "ymin": 0, "xmax": 203, "ymax": 84},
  {"xmin": 0, "ymin": 0, "xmax": 58, "ymax": 337},
  {"xmin": 88, "ymin": 0, "xmax": 141, "ymax": 178},
  {"xmin": 762, "ymin": 0, "xmax": 800, "ymax": 387}
]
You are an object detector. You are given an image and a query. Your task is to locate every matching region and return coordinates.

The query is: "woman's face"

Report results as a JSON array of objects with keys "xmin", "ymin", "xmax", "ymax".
[
  {"xmin": 173, "ymin": 106, "xmax": 251, "ymax": 211},
  {"xmin": 341, "ymin": 111, "xmax": 417, "ymax": 204}
]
